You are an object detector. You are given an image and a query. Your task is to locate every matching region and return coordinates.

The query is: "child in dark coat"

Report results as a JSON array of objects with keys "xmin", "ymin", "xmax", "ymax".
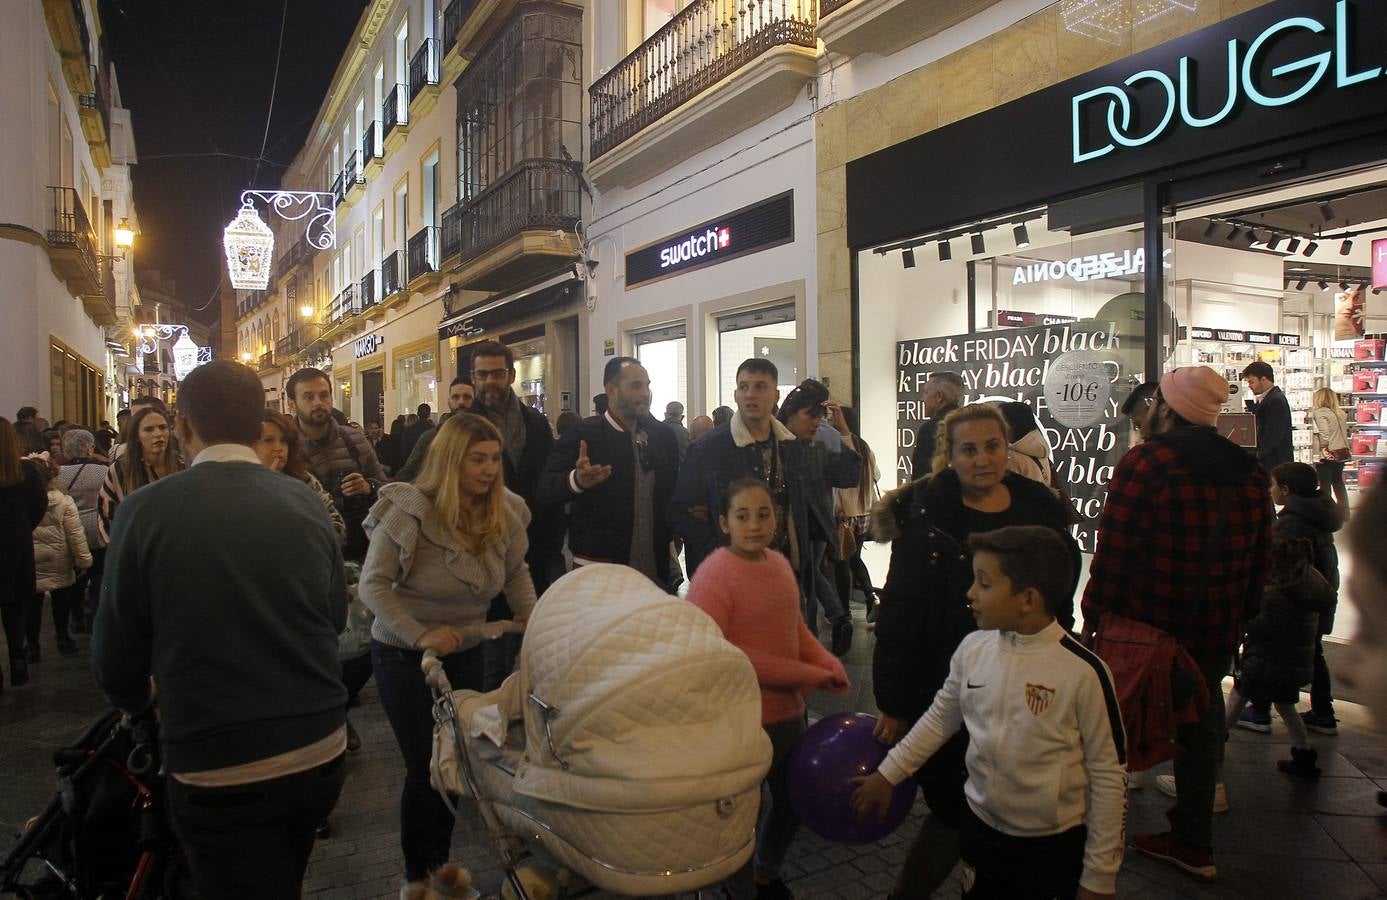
[{"xmin": 1228, "ymin": 534, "xmax": 1336, "ymax": 778}]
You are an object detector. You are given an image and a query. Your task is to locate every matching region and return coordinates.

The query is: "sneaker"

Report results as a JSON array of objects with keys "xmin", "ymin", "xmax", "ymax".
[
  {"xmin": 1277, "ymin": 746, "xmax": 1322, "ymax": 780},
  {"xmin": 346, "ymin": 719, "xmax": 362, "ymax": 753},
  {"xmin": 1131, "ymin": 831, "xmax": 1217, "ymax": 881},
  {"xmin": 755, "ymin": 879, "xmax": 794, "ymax": 900},
  {"xmin": 1236, "ymin": 708, "xmax": 1272, "ymax": 733},
  {"xmin": 1153, "ymin": 775, "xmax": 1229, "ymax": 813},
  {"xmin": 1301, "ymin": 710, "xmax": 1339, "ymax": 736},
  {"xmin": 831, "ymin": 619, "xmax": 853, "ymax": 657}
]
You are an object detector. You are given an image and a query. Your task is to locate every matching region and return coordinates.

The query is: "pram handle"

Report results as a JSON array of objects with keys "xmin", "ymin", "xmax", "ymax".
[{"xmin": 420, "ymin": 620, "xmax": 526, "ymax": 688}]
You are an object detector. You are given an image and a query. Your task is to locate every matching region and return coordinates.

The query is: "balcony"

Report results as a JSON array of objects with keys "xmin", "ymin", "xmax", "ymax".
[
  {"xmin": 362, "ymin": 121, "xmax": 383, "ymax": 176},
  {"xmin": 441, "ymin": 0, "xmax": 477, "ymax": 79},
  {"xmin": 382, "ymin": 84, "xmax": 410, "ymax": 154},
  {"xmin": 453, "ymin": 159, "xmax": 580, "ymax": 292},
  {"xmin": 236, "ymin": 290, "xmax": 271, "ymax": 321},
  {"xmin": 256, "ymin": 350, "xmax": 277, "ymax": 373},
  {"xmin": 330, "ymin": 171, "xmax": 345, "ymax": 208},
  {"xmin": 329, "ymin": 284, "xmax": 361, "ymax": 324},
  {"xmin": 360, "ymin": 269, "xmax": 379, "ymax": 315},
  {"xmin": 45, "ymin": 187, "xmax": 100, "ymax": 295},
  {"xmin": 343, "ymin": 150, "xmax": 365, "ymax": 205},
  {"xmin": 277, "ymin": 238, "xmax": 305, "ymax": 277},
  {"xmin": 82, "ymin": 258, "xmax": 117, "ymax": 326},
  {"xmin": 78, "ymin": 65, "xmax": 111, "ymax": 167},
  {"xmin": 818, "ymin": 0, "xmax": 998, "ymax": 57},
  {"xmin": 408, "ymin": 39, "xmax": 442, "ymax": 119},
  {"xmin": 407, "ymin": 226, "xmax": 441, "ymax": 290},
  {"xmin": 440, "ymin": 201, "xmax": 462, "ymax": 263},
  {"xmin": 42, "ymin": 0, "xmax": 95, "ymax": 96},
  {"xmin": 587, "ymin": 0, "xmax": 816, "ymax": 189},
  {"xmin": 381, "ymin": 250, "xmax": 405, "ymax": 300}
]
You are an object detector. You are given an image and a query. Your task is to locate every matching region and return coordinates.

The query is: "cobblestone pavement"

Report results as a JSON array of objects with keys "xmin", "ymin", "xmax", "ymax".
[{"xmin": 4, "ymin": 601, "xmax": 1387, "ymax": 899}]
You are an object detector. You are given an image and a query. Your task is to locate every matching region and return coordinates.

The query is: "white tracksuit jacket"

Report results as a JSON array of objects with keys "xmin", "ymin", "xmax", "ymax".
[{"xmin": 879, "ymin": 620, "xmax": 1128, "ymax": 895}]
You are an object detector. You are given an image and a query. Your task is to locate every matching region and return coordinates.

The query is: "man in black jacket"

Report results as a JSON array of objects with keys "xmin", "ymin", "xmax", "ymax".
[
  {"xmin": 538, "ymin": 357, "xmax": 679, "ymax": 587},
  {"xmin": 909, "ymin": 371, "xmax": 964, "ymax": 480},
  {"xmin": 1243, "ymin": 360, "xmax": 1293, "ymax": 470},
  {"xmin": 94, "ymin": 361, "xmax": 347, "ymax": 899}
]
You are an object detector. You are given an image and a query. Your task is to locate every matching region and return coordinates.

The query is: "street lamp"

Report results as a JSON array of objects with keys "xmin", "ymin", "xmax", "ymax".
[
  {"xmin": 114, "ymin": 218, "xmax": 135, "ymax": 252},
  {"xmin": 240, "ymin": 352, "xmax": 253, "ymax": 362},
  {"xmin": 300, "ymin": 304, "xmax": 314, "ymax": 319}
]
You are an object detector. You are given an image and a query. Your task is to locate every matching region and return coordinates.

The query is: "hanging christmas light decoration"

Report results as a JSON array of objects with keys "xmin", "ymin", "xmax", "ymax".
[
  {"xmin": 172, "ymin": 333, "xmax": 200, "ymax": 380},
  {"xmin": 223, "ymin": 202, "xmax": 276, "ymax": 290}
]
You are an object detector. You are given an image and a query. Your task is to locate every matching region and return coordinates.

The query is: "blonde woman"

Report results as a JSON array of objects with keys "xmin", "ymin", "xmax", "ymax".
[
  {"xmin": 1310, "ymin": 387, "xmax": 1350, "ymax": 516},
  {"xmin": 358, "ymin": 413, "xmax": 535, "ymax": 895}
]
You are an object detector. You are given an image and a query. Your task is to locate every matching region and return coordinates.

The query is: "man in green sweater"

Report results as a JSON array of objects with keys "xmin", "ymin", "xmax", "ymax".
[{"xmin": 93, "ymin": 359, "xmax": 349, "ymax": 900}]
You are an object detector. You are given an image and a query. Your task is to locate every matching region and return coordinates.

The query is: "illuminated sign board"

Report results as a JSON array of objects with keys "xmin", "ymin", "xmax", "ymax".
[
  {"xmin": 354, "ymin": 334, "xmax": 384, "ymax": 359},
  {"xmin": 625, "ymin": 192, "xmax": 793, "ymax": 288},
  {"xmin": 1374, "ymin": 238, "xmax": 1387, "ymax": 289}
]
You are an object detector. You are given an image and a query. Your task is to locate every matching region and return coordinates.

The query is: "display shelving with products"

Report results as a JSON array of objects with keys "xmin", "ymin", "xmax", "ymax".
[{"xmin": 1345, "ymin": 337, "xmax": 1387, "ymax": 491}]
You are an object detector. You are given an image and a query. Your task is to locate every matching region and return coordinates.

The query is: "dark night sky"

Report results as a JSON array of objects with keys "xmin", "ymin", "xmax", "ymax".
[{"xmin": 100, "ymin": 0, "xmax": 368, "ymax": 325}]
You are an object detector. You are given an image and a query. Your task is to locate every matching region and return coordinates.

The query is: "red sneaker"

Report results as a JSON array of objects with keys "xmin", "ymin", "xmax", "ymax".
[{"xmin": 1132, "ymin": 831, "xmax": 1217, "ymax": 881}]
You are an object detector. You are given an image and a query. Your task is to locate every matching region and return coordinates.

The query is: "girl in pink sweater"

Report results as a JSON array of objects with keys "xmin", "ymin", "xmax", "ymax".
[{"xmin": 689, "ymin": 477, "xmax": 849, "ymax": 899}]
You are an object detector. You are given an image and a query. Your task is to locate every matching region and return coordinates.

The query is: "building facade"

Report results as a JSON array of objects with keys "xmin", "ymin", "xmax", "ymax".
[{"xmin": 0, "ymin": 0, "xmax": 145, "ymax": 426}]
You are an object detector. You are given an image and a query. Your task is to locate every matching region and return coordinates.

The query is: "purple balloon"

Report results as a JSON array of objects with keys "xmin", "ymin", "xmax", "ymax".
[{"xmin": 788, "ymin": 713, "xmax": 915, "ymax": 845}]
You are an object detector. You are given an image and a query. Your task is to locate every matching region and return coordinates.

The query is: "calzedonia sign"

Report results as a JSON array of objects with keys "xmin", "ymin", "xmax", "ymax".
[{"xmin": 625, "ymin": 192, "xmax": 794, "ymax": 288}]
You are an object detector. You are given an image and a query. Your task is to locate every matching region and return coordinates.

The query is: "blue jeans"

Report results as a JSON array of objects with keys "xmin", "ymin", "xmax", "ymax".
[{"xmin": 372, "ymin": 640, "xmax": 483, "ymax": 881}]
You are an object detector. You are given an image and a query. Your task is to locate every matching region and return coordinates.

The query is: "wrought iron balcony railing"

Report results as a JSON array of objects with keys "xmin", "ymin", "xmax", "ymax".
[
  {"xmin": 383, "ymin": 84, "xmax": 409, "ymax": 136},
  {"xmin": 330, "ymin": 171, "xmax": 345, "ymax": 207},
  {"xmin": 442, "ymin": 0, "xmax": 478, "ymax": 57},
  {"xmin": 589, "ymin": 0, "xmax": 817, "ymax": 159},
  {"xmin": 409, "ymin": 39, "xmax": 440, "ymax": 102},
  {"xmin": 820, "ymin": 0, "xmax": 852, "ymax": 15},
  {"xmin": 456, "ymin": 159, "xmax": 580, "ymax": 265},
  {"xmin": 343, "ymin": 149, "xmax": 363, "ymax": 190},
  {"xmin": 360, "ymin": 269, "xmax": 378, "ymax": 310},
  {"xmin": 46, "ymin": 186, "xmax": 98, "ymax": 261},
  {"xmin": 381, "ymin": 251, "xmax": 404, "ymax": 297},
  {"xmin": 362, "ymin": 120, "xmax": 382, "ymax": 166},
  {"xmin": 329, "ymin": 284, "xmax": 360, "ymax": 323},
  {"xmin": 407, "ymin": 226, "xmax": 440, "ymax": 283},
  {"xmin": 440, "ymin": 202, "xmax": 462, "ymax": 261}
]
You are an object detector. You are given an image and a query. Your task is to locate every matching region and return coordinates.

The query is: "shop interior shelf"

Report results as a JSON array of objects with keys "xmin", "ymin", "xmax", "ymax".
[{"xmin": 1349, "ymin": 360, "xmax": 1387, "ymax": 367}]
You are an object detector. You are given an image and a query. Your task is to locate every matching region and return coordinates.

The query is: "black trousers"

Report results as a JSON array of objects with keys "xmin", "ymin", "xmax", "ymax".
[
  {"xmin": 960, "ymin": 804, "xmax": 1086, "ymax": 900},
  {"xmin": 26, "ymin": 585, "xmax": 82, "ymax": 646},
  {"xmin": 167, "ymin": 752, "xmax": 346, "ymax": 900}
]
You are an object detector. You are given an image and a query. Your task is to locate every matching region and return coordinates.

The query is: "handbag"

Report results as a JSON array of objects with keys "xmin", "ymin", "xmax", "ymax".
[
  {"xmin": 836, "ymin": 517, "xmax": 857, "ymax": 561},
  {"xmin": 1326, "ymin": 447, "xmax": 1351, "ymax": 461}
]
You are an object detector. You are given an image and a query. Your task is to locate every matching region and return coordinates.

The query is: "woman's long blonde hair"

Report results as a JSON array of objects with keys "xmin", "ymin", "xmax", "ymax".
[
  {"xmin": 1312, "ymin": 387, "xmax": 1344, "ymax": 417},
  {"xmin": 931, "ymin": 403, "xmax": 1011, "ymax": 475},
  {"xmin": 414, "ymin": 413, "xmax": 507, "ymax": 554}
]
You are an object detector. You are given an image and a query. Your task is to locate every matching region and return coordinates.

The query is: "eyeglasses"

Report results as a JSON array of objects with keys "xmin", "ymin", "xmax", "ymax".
[{"xmin": 472, "ymin": 367, "xmax": 511, "ymax": 383}]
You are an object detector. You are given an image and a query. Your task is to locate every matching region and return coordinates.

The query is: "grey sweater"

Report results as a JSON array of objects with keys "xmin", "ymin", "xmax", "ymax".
[{"xmin": 360, "ymin": 482, "xmax": 536, "ymax": 650}]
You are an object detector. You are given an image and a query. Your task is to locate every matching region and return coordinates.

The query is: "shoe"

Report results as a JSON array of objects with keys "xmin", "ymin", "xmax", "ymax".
[
  {"xmin": 55, "ymin": 636, "xmax": 77, "ymax": 655},
  {"xmin": 1153, "ymin": 775, "xmax": 1229, "ymax": 812},
  {"xmin": 755, "ymin": 879, "xmax": 794, "ymax": 900},
  {"xmin": 25, "ymin": 644, "xmax": 40, "ymax": 664},
  {"xmin": 1301, "ymin": 710, "xmax": 1339, "ymax": 736},
  {"xmin": 9, "ymin": 657, "xmax": 29, "ymax": 687},
  {"xmin": 346, "ymin": 719, "xmax": 362, "ymax": 753},
  {"xmin": 314, "ymin": 820, "xmax": 332, "ymax": 839},
  {"xmin": 1236, "ymin": 708, "xmax": 1272, "ymax": 733},
  {"xmin": 831, "ymin": 619, "xmax": 853, "ymax": 657},
  {"xmin": 1277, "ymin": 746, "xmax": 1322, "ymax": 780},
  {"xmin": 1131, "ymin": 831, "xmax": 1217, "ymax": 881}
]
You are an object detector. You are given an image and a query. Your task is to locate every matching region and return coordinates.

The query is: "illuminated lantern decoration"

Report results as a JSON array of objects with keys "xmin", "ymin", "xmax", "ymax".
[
  {"xmin": 223, "ymin": 202, "xmax": 275, "ymax": 290},
  {"xmin": 172, "ymin": 333, "xmax": 199, "ymax": 381}
]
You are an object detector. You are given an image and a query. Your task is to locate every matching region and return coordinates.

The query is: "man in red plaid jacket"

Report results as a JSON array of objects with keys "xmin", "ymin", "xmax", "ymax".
[{"xmin": 1083, "ymin": 366, "xmax": 1273, "ymax": 883}]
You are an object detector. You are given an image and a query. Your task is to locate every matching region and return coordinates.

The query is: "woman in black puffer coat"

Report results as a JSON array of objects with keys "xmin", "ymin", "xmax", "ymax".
[
  {"xmin": 0, "ymin": 418, "xmax": 49, "ymax": 690},
  {"xmin": 869, "ymin": 404, "xmax": 1079, "ymax": 899}
]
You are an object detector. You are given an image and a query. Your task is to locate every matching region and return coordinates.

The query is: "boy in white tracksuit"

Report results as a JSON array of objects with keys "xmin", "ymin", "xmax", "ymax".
[{"xmin": 853, "ymin": 525, "xmax": 1127, "ymax": 900}]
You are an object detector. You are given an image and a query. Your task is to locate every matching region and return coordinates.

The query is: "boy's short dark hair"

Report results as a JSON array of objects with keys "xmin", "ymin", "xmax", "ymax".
[
  {"xmin": 450, "ymin": 374, "xmax": 472, "ymax": 388},
  {"xmin": 286, "ymin": 367, "xmax": 330, "ymax": 403},
  {"xmin": 177, "ymin": 360, "xmax": 264, "ymax": 446},
  {"xmin": 469, "ymin": 340, "xmax": 514, "ymax": 370},
  {"xmin": 1241, "ymin": 361, "xmax": 1275, "ymax": 382},
  {"xmin": 1271, "ymin": 462, "xmax": 1319, "ymax": 498},
  {"xmin": 735, "ymin": 358, "xmax": 778, "ymax": 384},
  {"xmin": 967, "ymin": 526, "xmax": 1074, "ymax": 616}
]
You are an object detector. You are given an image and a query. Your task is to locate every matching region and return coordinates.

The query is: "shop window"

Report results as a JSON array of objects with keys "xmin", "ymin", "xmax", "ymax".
[
  {"xmin": 633, "ymin": 322, "xmax": 688, "ymax": 418},
  {"xmin": 396, "ymin": 348, "xmax": 438, "ymax": 418},
  {"xmin": 715, "ymin": 304, "xmax": 796, "ymax": 410},
  {"xmin": 503, "ymin": 326, "xmax": 548, "ymax": 414}
]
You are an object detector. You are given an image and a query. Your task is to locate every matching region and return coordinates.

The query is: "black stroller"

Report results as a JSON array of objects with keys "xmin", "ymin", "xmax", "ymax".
[{"xmin": 1, "ymin": 709, "xmax": 185, "ymax": 899}]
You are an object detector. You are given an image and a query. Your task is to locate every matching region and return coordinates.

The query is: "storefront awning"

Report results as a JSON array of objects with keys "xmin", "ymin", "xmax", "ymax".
[{"xmin": 438, "ymin": 266, "xmax": 581, "ymax": 341}]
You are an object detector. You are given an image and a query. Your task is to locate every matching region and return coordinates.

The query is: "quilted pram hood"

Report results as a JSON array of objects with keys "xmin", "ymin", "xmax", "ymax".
[{"xmin": 512, "ymin": 564, "xmax": 771, "ymax": 812}]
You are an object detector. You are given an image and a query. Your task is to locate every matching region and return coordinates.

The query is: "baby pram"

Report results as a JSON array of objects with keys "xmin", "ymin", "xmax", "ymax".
[
  {"xmin": 426, "ymin": 564, "xmax": 773, "ymax": 898},
  {"xmin": 1, "ymin": 709, "xmax": 183, "ymax": 899}
]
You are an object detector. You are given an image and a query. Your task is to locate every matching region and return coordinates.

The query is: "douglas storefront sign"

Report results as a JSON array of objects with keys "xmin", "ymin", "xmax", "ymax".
[{"xmin": 625, "ymin": 192, "xmax": 794, "ymax": 288}]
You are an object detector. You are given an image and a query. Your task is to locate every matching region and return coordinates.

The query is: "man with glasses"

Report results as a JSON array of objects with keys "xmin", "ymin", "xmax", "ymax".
[
  {"xmin": 1083, "ymin": 365, "xmax": 1272, "ymax": 883},
  {"xmin": 538, "ymin": 357, "xmax": 679, "ymax": 588},
  {"xmin": 1120, "ymin": 381, "xmax": 1160, "ymax": 445}
]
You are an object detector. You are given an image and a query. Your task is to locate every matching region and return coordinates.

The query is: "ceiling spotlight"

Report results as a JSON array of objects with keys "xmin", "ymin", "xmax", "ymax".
[
  {"xmin": 1318, "ymin": 280, "xmax": 1330, "ymax": 291},
  {"xmin": 971, "ymin": 233, "xmax": 986, "ymax": 255},
  {"xmin": 1226, "ymin": 225, "xmax": 1242, "ymax": 241},
  {"xmin": 1320, "ymin": 201, "xmax": 1336, "ymax": 222},
  {"xmin": 1013, "ymin": 223, "xmax": 1031, "ymax": 249},
  {"xmin": 938, "ymin": 240, "xmax": 952, "ymax": 262},
  {"xmin": 1304, "ymin": 241, "xmax": 1319, "ymax": 257},
  {"xmin": 902, "ymin": 247, "xmax": 916, "ymax": 269},
  {"xmin": 1244, "ymin": 229, "xmax": 1260, "ymax": 245},
  {"xmin": 1295, "ymin": 279, "xmax": 1308, "ymax": 291},
  {"xmin": 1203, "ymin": 220, "xmax": 1218, "ymax": 238},
  {"xmin": 1267, "ymin": 234, "xmax": 1283, "ymax": 251},
  {"xmin": 1340, "ymin": 239, "xmax": 1353, "ymax": 255},
  {"xmin": 1285, "ymin": 238, "xmax": 1301, "ymax": 254},
  {"xmin": 1340, "ymin": 281, "xmax": 1351, "ymax": 290}
]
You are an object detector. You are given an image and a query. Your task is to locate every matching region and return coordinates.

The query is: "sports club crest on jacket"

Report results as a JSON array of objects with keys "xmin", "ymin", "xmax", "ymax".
[{"xmin": 1025, "ymin": 682, "xmax": 1056, "ymax": 716}]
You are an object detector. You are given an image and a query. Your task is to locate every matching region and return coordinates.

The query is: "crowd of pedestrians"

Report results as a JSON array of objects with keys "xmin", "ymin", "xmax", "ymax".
[{"xmin": 2, "ymin": 344, "xmax": 1387, "ymax": 900}]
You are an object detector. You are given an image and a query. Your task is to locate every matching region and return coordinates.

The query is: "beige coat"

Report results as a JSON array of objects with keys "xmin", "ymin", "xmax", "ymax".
[
  {"xmin": 33, "ymin": 490, "xmax": 92, "ymax": 592},
  {"xmin": 1311, "ymin": 407, "xmax": 1349, "ymax": 455}
]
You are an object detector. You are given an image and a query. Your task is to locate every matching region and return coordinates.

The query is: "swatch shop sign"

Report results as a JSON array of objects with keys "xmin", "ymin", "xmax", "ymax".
[{"xmin": 625, "ymin": 192, "xmax": 794, "ymax": 288}]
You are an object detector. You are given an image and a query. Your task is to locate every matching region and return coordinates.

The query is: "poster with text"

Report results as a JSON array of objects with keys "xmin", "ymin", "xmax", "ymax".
[{"xmin": 896, "ymin": 320, "xmax": 1135, "ymax": 552}]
